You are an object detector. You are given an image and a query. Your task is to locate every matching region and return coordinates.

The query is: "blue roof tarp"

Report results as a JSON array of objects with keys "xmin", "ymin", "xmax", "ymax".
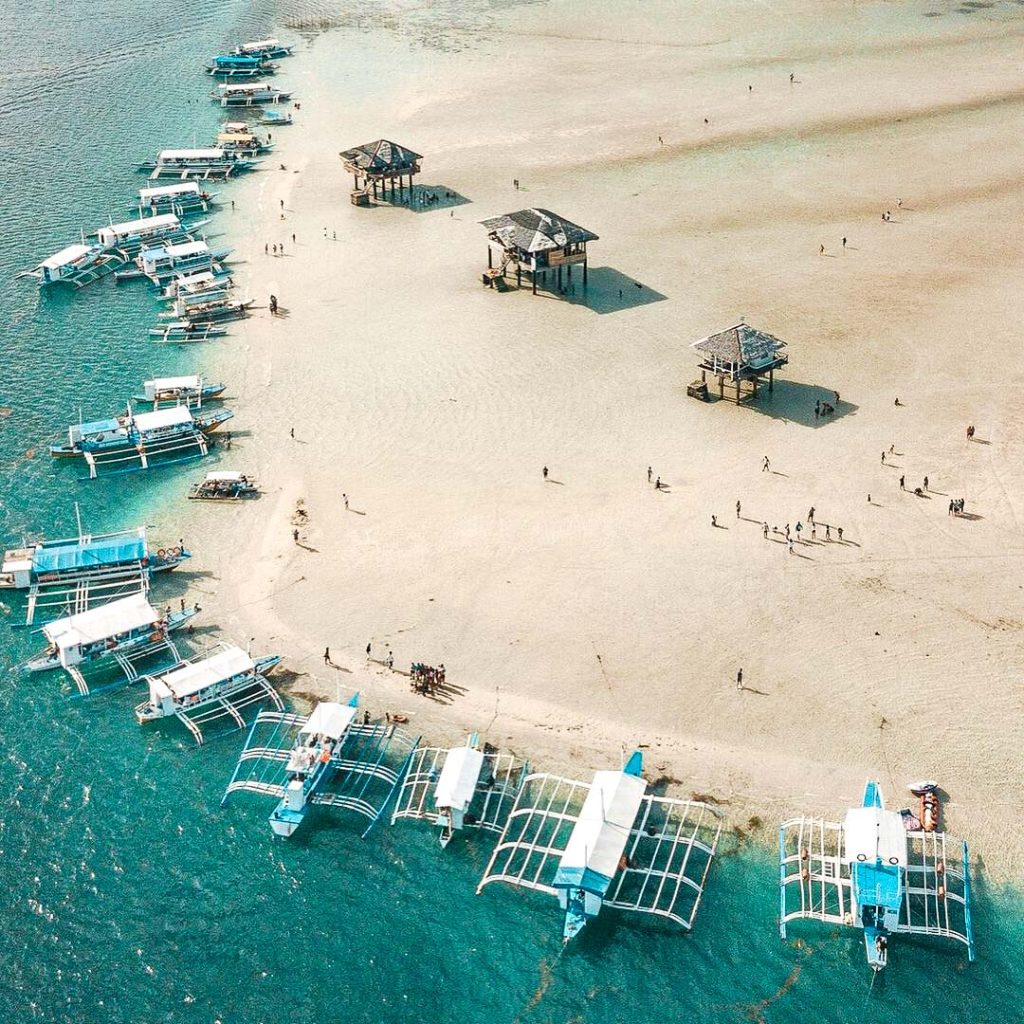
[{"xmin": 33, "ymin": 535, "xmax": 146, "ymax": 574}]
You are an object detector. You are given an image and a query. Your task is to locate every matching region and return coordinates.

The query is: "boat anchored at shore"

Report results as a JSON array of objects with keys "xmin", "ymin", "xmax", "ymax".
[
  {"xmin": 134, "ymin": 182, "xmax": 217, "ymax": 218},
  {"xmin": 234, "ymin": 38, "xmax": 293, "ymax": 60},
  {"xmin": 24, "ymin": 592, "xmax": 197, "ymax": 696},
  {"xmin": 135, "ymin": 643, "xmax": 283, "ymax": 744},
  {"xmin": 139, "ymin": 148, "xmax": 260, "ymax": 180},
  {"xmin": 206, "ymin": 54, "xmax": 278, "ymax": 79},
  {"xmin": 128, "ymin": 239, "xmax": 232, "ymax": 286},
  {"xmin": 213, "ymin": 83, "xmax": 292, "ymax": 107},
  {"xmin": 222, "ymin": 695, "xmax": 420, "ymax": 838},
  {"xmin": 132, "ymin": 375, "xmax": 226, "ymax": 409},
  {"xmin": 478, "ymin": 750, "xmax": 723, "ymax": 943},
  {"xmin": 51, "ymin": 404, "xmax": 232, "ymax": 478},
  {"xmin": 779, "ymin": 780, "xmax": 975, "ymax": 972},
  {"xmin": 1, "ymin": 523, "xmax": 188, "ymax": 625},
  {"xmin": 392, "ymin": 733, "xmax": 528, "ymax": 847},
  {"xmin": 188, "ymin": 471, "xmax": 258, "ymax": 501}
]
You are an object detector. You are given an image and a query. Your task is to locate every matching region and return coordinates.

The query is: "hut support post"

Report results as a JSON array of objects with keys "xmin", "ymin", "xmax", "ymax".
[
  {"xmin": 769, "ymin": 368, "xmax": 774, "ymax": 393},
  {"xmin": 583, "ymin": 260, "xmax": 588, "ymax": 287},
  {"xmin": 487, "ymin": 248, "xmax": 493, "ymax": 270}
]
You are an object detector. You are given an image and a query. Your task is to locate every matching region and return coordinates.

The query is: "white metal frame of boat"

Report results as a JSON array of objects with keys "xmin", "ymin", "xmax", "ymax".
[
  {"xmin": 135, "ymin": 643, "xmax": 282, "ymax": 744},
  {"xmin": 188, "ymin": 471, "xmax": 258, "ymax": 501},
  {"xmin": 221, "ymin": 696, "xmax": 420, "ymax": 838},
  {"xmin": 778, "ymin": 796, "xmax": 975, "ymax": 970},
  {"xmin": 477, "ymin": 751, "xmax": 722, "ymax": 942},
  {"xmin": 391, "ymin": 733, "xmax": 528, "ymax": 846},
  {"xmin": 138, "ymin": 240, "xmax": 230, "ymax": 284},
  {"xmin": 136, "ymin": 182, "xmax": 216, "ymax": 216},
  {"xmin": 149, "ymin": 323, "xmax": 228, "ymax": 344},
  {"xmin": 21, "ymin": 242, "xmax": 123, "ymax": 288},
  {"xmin": 133, "ymin": 375, "xmax": 226, "ymax": 409},
  {"xmin": 95, "ymin": 213, "xmax": 180, "ymax": 249},
  {"xmin": 214, "ymin": 83, "xmax": 293, "ymax": 107}
]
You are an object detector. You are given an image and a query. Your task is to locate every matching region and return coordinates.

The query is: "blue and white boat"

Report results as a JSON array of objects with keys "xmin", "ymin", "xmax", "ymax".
[
  {"xmin": 779, "ymin": 780, "xmax": 976, "ymax": 972},
  {"xmin": 260, "ymin": 109, "xmax": 292, "ymax": 127},
  {"xmin": 1, "ymin": 524, "xmax": 188, "ymax": 624},
  {"xmin": 206, "ymin": 54, "xmax": 277, "ymax": 79},
  {"xmin": 213, "ymin": 83, "xmax": 292, "ymax": 107},
  {"xmin": 135, "ymin": 240, "xmax": 232, "ymax": 285},
  {"xmin": 478, "ymin": 750, "xmax": 722, "ymax": 943},
  {"xmin": 135, "ymin": 643, "xmax": 283, "ymax": 744},
  {"xmin": 234, "ymin": 38, "xmax": 293, "ymax": 60},
  {"xmin": 93, "ymin": 213, "xmax": 183, "ymax": 251},
  {"xmin": 222, "ymin": 695, "xmax": 420, "ymax": 838},
  {"xmin": 20, "ymin": 241, "xmax": 118, "ymax": 288},
  {"xmin": 216, "ymin": 126, "xmax": 271, "ymax": 153},
  {"xmin": 391, "ymin": 733, "xmax": 528, "ymax": 847},
  {"xmin": 24, "ymin": 591, "xmax": 198, "ymax": 697},
  {"xmin": 140, "ymin": 148, "xmax": 260, "ymax": 180},
  {"xmin": 135, "ymin": 182, "xmax": 217, "ymax": 217},
  {"xmin": 50, "ymin": 404, "xmax": 232, "ymax": 478}
]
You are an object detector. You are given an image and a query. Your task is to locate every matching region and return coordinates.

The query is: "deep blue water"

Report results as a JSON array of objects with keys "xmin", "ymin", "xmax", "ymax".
[{"xmin": 1, "ymin": 3, "xmax": 1022, "ymax": 1022}]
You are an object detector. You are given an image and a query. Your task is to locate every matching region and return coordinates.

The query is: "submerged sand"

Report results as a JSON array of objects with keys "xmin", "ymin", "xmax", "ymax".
[{"xmin": 184, "ymin": 0, "xmax": 1024, "ymax": 875}]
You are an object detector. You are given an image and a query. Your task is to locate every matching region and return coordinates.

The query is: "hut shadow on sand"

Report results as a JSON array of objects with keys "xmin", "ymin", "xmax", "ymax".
[
  {"xmin": 404, "ymin": 184, "xmax": 470, "ymax": 212},
  {"xmin": 567, "ymin": 266, "xmax": 668, "ymax": 313},
  {"xmin": 734, "ymin": 379, "xmax": 859, "ymax": 426}
]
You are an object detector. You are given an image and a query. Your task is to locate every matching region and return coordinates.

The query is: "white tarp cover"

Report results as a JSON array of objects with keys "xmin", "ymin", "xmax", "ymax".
[
  {"xmin": 41, "ymin": 244, "xmax": 92, "ymax": 269},
  {"xmin": 435, "ymin": 745, "xmax": 485, "ymax": 812},
  {"xmin": 98, "ymin": 213, "xmax": 179, "ymax": 242},
  {"xmin": 241, "ymin": 38, "xmax": 280, "ymax": 50},
  {"xmin": 843, "ymin": 806, "xmax": 908, "ymax": 867},
  {"xmin": 145, "ymin": 375, "xmax": 201, "ymax": 392},
  {"xmin": 220, "ymin": 83, "xmax": 275, "ymax": 93},
  {"xmin": 164, "ymin": 241, "xmax": 209, "ymax": 258},
  {"xmin": 157, "ymin": 149, "xmax": 224, "ymax": 162},
  {"xmin": 149, "ymin": 645, "xmax": 254, "ymax": 702},
  {"xmin": 140, "ymin": 182, "xmax": 202, "ymax": 200},
  {"xmin": 205, "ymin": 471, "xmax": 245, "ymax": 482},
  {"xmin": 558, "ymin": 769, "xmax": 646, "ymax": 879},
  {"xmin": 133, "ymin": 406, "xmax": 194, "ymax": 431},
  {"xmin": 44, "ymin": 592, "xmax": 158, "ymax": 651},
  {"xmin": 301, "ymin": 701, "xmax": 356, "ymax": 740}
]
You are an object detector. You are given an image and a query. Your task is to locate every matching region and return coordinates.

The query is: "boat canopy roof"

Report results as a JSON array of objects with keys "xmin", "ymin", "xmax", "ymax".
[
  {"xmin": 41, "ymin": 243, "xmax": 93, "ymax": 269},
  {"xmin": 150, "ymin": 645, "xmax": 253, "ymax": 701},
  {"xmin": 43, "ymin": 592, "xmax": 158, "ymax": 650},
  {"xmin": 147, "ymin": 240, "xmax": 210, "ymax": 262},
  {"xmin": 217, "ymin": 131, "xmax": 258, "ymax": 144},
  {"xmin": 33, "ymin": 532, "xmax": 146, "ymax": 574},
  {"xmin": 139, "ymin": 182, "xmax": 202, "ymax": 200},
  {"xmin": 76, "ymin": 417, "xmax": 123, "ymax": 436},
  {"xmin": 205, "ymin": 471, "xmax": 246, "ymax": 482},
  {"xmin": 221, "ymin": 121, "xmax": 248, "ymax": 132},
  {"xmin": 146, "ymin": 375, "xmax": 202, "ymax": 391},
  {"xmin": 158, "ymin": 148, "xmax": 225, "ymax": 161},
  {"xmin": 843, "ymin": 805, "xmax": 908, "ymax": 867},
  {"xmin": 435, "ymin": 744, "xmax": 485, "ymax": 812},
  {"xmin": 301, "ymin": 701, "xmax": 356, "ymax": 740},
  {"xmin": 134, "ymin": 406, "xmax": 194, "ymax": 431},
  {"xmin": 101, "ymin": 213, "xmax": 179, "ymax": 237},
  {"xmin": 219, "ymin": 82, "xmax": 276, "ymax": 93},
  {"xmin": 553, "ymin": 768, "xmax": 646, "ymax": 893}
]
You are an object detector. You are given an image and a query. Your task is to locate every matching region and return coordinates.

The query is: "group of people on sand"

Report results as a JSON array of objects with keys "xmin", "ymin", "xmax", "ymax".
[
  {"xmin": 411, "ymin": 662, "xmax": 446, "ymax": 694},
  {"xmin": 756, "ymin": 506, "xmax": 844, "ymax": 552}
]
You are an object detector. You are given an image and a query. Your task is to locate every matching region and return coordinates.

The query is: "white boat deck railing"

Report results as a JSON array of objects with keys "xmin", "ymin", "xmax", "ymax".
[{"xmin": 26, "ymin": 566, "xmax": 149, "ymax": 625}]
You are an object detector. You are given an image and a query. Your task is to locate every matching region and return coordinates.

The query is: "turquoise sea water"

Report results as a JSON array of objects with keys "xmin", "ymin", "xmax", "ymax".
[{"xmin": 1, "ymin": 3, "xmax": 1022, "ymax": 1022}]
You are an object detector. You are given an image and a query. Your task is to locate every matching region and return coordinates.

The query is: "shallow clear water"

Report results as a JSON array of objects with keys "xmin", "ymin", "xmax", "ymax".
[{"xmin": 0, "ymin": 3, "xmax": 1021, "ymax": 1022}]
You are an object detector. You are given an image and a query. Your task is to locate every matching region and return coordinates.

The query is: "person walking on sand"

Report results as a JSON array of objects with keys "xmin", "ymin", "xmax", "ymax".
[
  {"xmin": 289, "ymin": 427, "xmax": 294, "ymax": 439},
  {"xmin": 543, "ymin": 465, "xmax": 548, "ymax": 480},
  {"xmin": 292, "ymin": 528, "xmax": 299, "ymax": 544},
  {"xmin": 900, "ymin": 474, "xmax": 905, "ymax": 490},
  {"xmin": 881, "ymin": 451, "xmax": 886, "ymax": 465},
  {"xmin": 387, "ymin": 651, "xmax": 394, "ymax": 670},
  {"xmin": 264, "ymin": 243, "xmax": 268, "ymax": 254},
  {"xmin": 323, "ymin": 647, "xmax": 331, "ymax": 665},
  {"xmin": 825, "ymin": 524, "xmax": 831, "ymax": 541},
  {"xmin": 785, "ymin": 524, "xmax": 790, "ymax": 540},
  {"xmin": 736, "ymin": 668, "xmax": 744, "ymax": 692},
  {"xmin": 923, "ymin": 476, "xmax": 929, "ymax": 490},
  {"xmin": 808, "ymin": 506, "xmax": 815, "ymax": 523},
  {"xmin": 736, "ymin": 499, "xmax": 741, "ymax": 519},
  {"xmin": 343, "ymin": 493, "xmax": 349, "ymax": 510},
  {"xmin": 647, "ymin": 466, "xmax": 652, "ymax": 483},
  {"xmin": 842, "ymin": 236, "xmax": 847, "ymax": 250},
  {"xmin": 366, "ymin": 641, "xmax": 372, "ymax": 659},
  {"xmin": 811, "ymin": 522, "xmax": 816, "ymax": 540},
  {"xmin": 279, "ymin": 199, "xmax": 284, "ymax": 211},
  {"xmin": 711, "ymin": 514, "xmax": 718, "ymax": 528},
  {"xmin": 788, "ymin": 537, "xmax": 794, "ymax": 554},
  {"xmin": 655, "ymin": 476, "xmax": 662, "ymax": 490},
  {"xmin": 789, "ymin": 72, "xmax": 794, "ymax": 83},
  {"xmin": 795, "ymin": 521, "xmax": 803, "ymax": 540},
  {"xmin": 763, "ymin": 522, "xmax": 769, "ymax": 539},
  {"xmin": 819, "ymin": 244, "xmax": 825, "ymax": 256},
  {"xmin": 763, "ymin": 455, "xmax": 770, "ymax": 472},
  {"xmin": 837, "ymin": 527, "xmax": 844, "ymax": 541}
]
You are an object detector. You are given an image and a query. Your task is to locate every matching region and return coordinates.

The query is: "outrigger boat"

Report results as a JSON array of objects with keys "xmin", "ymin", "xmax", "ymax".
[
  {"xmin": 159, "ymin": 290, "xmax": 252, "ymax": 323},
  {"xmin": 139, "ymin": 148, "xmax": 260, "ymax": 180},
  {"xmin": 93, "ymin": 213, "xmax": 183, "ymax": 252},
  {"xmin": 1, "ymin": 523, "xmax": 188, "ymax": 625},
  {"xmin": 135, "ymin": 643, "xmax": 282, "ymax": 744},
  {"xmin": 133, "ymin": 240, "xmax": 232, "ymax": 285},
  {"xmin": 206, "ymin": 54, "xmax": 277, "ymax": 79},
  {"xmin": 214, "ymin": 83, "xmax": 292, "ymax": 107},
  {"xmin": 779, "ymin": 780, "xmax": 975, "ymax": 972},
  {"xmin": 392, "ymin": 733, "xmax": 528, "ymax": 847},
  {"xmin": 149, "ymin": 323, "xmax": 228, "ymax": 344},
  {"xmin": 24, "ymin": 592, "xmax": 197, "ymax": 696},
  {"xmin": 188, "ymin": 471, "xmax": 258, "ymax": 501},
  {"xmin": 235, "ymin": 38, "xmax": 293, "ymax": 60},
  {"xmin": 222, "ymin": 695, "xmax": 420, "ymax": 838},
  {"xmin": 260, "ymin": 109, "xmax": 292, "ymax": 127},
  {"xmin": 20, "ymin": 241, "xmax": 120, "ymax": 288},
  {"xmin": 478, "ymin": 750, "xmax": 722, "ymax": 943},
  {"xmin": 161, "ymin": 269, "xmax": 233, "ymax": 299},
  {"xmin": 134, "ymin": 182, "xmax": 217, "ymax": 218},
  {"xmin": 51, "ymin": 404, "xmax": 232, "ymax": 478},
  {"xmin": 216, "ymin": 128, "xmax": 270, "ymax": 154},
  {"xmin": 132, "ymin": 376, "xmax": 226, "ymax": 409}
]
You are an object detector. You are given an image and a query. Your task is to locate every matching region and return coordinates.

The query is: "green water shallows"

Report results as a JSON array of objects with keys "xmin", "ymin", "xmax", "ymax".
[{"xmin": 0, "ymin": 2, "xmax": 1021, "ymax": 1022}]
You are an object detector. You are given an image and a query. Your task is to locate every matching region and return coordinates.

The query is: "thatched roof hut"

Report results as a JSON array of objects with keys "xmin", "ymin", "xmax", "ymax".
[
  {"xmin": 690, "ymin": 322, "xmax": 789, "ymax": 402},
  {"xmin": 339, "ymin": 140, "xmax": 422, "ymax": 203}
]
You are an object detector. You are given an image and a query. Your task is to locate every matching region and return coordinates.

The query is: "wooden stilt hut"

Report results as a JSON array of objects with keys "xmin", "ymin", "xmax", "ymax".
[
  {"xmin": 339, "ymin": 140, "xmax": 422, "ymax": 206},
  {"xmin": 689, "ymin": 322, "xmax": 789, "ymax": 403},
  {"xmin": 480, "ymin": 208, "xmax": 597, "ymax": 295}
]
